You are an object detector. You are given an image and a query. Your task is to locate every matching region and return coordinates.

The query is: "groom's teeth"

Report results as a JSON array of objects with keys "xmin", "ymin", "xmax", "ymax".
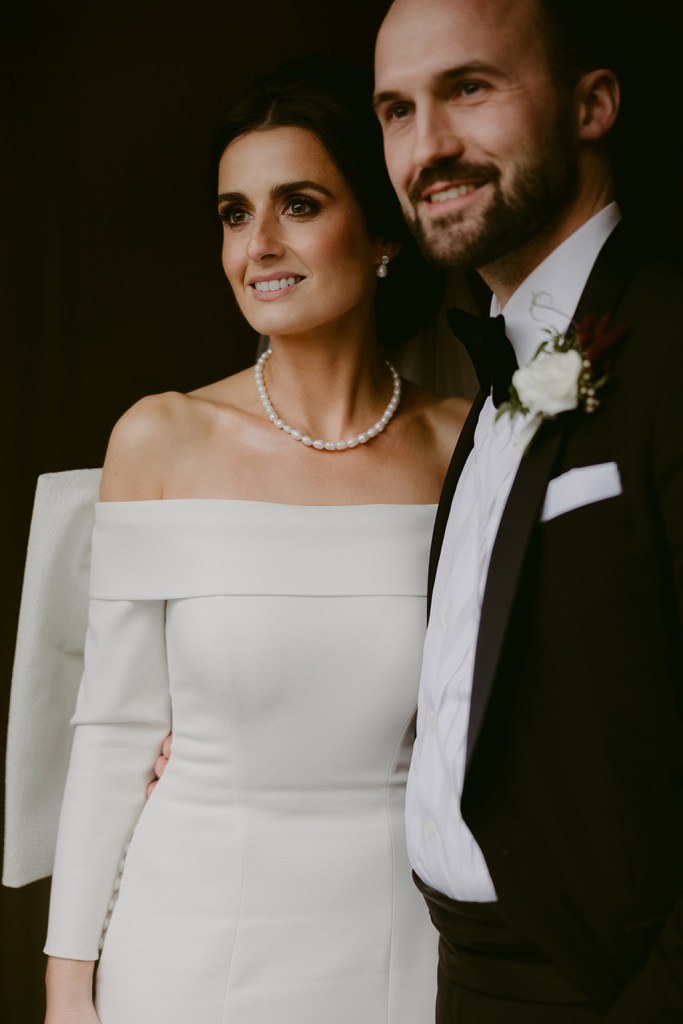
[
  {"xmin": 429, "ymin": 184, "xmax": 478, "ymax": 203},
  {"xmin": 254, "ymin": 277, "xmax": 299, "ymax": 292}
]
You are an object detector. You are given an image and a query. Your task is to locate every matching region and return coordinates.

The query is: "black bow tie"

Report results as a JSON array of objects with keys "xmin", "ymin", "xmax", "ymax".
[{"xmin": 446, "ymin": 306, "xmax": 519, "ymax": 408}]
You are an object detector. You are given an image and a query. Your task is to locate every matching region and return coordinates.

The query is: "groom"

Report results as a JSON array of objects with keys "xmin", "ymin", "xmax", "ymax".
[{"xmin": 374, "ymin": 0, "xmax": 683, "ymax": 1020}]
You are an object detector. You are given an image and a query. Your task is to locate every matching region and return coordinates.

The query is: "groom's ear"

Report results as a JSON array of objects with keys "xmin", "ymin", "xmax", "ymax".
[{"xmin": 576, "ymin": 68, "xmax": 620, "ymax": 141}]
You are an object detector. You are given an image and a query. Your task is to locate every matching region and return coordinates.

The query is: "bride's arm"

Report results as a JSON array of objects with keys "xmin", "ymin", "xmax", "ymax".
[
  {"xmin": 44, "ymin": 402, "xmax": 173, "ymax": 991},
  {"xmin": 44, "ymin": 596, "xmax": 171, "ymax": 960}
]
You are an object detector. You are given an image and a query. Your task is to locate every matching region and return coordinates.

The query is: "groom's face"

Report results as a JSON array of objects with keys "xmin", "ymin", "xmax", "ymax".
[{"xmin": 374, "ymin": 0, "xmax": 579, "ymax": 270}]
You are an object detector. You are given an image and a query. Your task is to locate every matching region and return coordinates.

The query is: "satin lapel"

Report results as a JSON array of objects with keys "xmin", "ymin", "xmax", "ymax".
[
  {"xmin": 428, "ymin": 389, "xmax": 487, "ymax": 614},
  {"xmin": 571, "ymin": 221, "xmax": 636, "ymax": 324},
  {"xmin": 465, "ymin": 221, "xmax": 638, "ymax": 766},
  {"xmin": 465, "ymin": 417, "xmax": 566, "ymax": 763}
]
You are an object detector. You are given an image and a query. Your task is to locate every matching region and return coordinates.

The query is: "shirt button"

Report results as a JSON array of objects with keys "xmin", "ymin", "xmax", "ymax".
[
  {"xmin": 425, "ymin": 819, "xmax": 437, "ymax": 839},
  {"xmin": 441, "ymin": 605, "xmax": 452, "ymax": 626}
]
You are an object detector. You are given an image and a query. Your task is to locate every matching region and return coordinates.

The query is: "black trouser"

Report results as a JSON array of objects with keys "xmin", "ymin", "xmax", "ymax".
[{"xmin": 414, "ymin": 873, "xmax": 604, "ymax": 1023}]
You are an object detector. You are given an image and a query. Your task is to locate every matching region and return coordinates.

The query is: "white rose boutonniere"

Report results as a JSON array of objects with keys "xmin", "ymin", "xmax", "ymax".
[
  {"xmin": 513, "ymin": 348, "xmax": 583, "ymax": 417},
  {"xmin": 497, "ymin": 312, "xmax": 629, "ymax": 451}
]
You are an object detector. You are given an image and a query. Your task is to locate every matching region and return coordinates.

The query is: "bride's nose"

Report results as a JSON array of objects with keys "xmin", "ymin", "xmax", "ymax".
[{"xmin": 246, "ymin": 210, "xmax": 285, "ymax": 262}]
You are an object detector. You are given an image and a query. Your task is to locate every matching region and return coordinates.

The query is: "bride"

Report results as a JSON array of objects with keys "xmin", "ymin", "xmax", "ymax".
[{"xmin": 42, "ymin": 58, "xmax": 469, "ymax": 1023}]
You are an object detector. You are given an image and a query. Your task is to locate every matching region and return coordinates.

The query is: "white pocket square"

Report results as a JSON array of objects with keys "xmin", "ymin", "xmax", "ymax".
[{"xmin": 541, "ymin": 462, "xmax": 622, "ymax": 523}]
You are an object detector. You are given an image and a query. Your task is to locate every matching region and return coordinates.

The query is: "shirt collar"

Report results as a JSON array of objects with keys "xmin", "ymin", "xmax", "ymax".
[{"xmin": 490, "ymin": 202, "xmax": 621, "ymax": 367}]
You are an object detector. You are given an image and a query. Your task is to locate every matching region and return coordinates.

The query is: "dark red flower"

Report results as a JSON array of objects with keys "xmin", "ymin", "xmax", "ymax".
[{"xmin": 576, "ymin": 313, "xmax": 630, "ymax": 367}]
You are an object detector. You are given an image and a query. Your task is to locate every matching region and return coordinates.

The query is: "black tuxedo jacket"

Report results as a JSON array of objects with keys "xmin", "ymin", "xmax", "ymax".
[{"xmin": 429, "ymin": 223, "xmax": 683, "ymax": 1020}]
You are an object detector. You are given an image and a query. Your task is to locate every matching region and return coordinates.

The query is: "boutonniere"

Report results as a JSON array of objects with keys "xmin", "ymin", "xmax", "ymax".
[{"xmin": 497, "ymin": 311, "xmax": 629, "ymax": 450}]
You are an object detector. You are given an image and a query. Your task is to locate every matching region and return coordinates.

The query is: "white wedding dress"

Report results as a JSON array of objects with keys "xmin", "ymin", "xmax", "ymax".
[{"xmin": 44, "ymin": 498, "xmax": 438, "ymax": 1024}]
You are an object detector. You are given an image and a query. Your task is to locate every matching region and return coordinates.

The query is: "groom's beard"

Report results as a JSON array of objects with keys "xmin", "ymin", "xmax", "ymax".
[{"xmin": 403, "ymin": 116, "xmax": 578, "ymax": 272}]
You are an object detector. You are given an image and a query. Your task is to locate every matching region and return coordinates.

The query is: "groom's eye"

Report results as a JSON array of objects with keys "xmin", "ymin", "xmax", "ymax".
[
  {"xmin": 386, "ymin": 102, "xmax": 412, "ymax": 122},
  {"xmin": 458, "ymin": 81, "xmax": 485, "ymax": 97}
]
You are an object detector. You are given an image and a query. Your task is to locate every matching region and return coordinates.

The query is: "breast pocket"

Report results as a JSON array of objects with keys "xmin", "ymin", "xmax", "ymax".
[{"xmin": 541, "ymin": 462, "xmax": 622, "ymax": 523}]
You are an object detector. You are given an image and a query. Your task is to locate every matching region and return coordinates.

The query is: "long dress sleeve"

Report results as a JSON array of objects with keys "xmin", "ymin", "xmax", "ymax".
[{"xmin": 44, "ymin": 588, "xmax": 171, "ymax": 959}]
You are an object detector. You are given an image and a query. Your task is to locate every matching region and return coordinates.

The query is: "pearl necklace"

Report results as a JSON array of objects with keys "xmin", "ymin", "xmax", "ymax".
[{"xmin": 254, "ymin": 348, "xmax": 402, "ymax": 451}]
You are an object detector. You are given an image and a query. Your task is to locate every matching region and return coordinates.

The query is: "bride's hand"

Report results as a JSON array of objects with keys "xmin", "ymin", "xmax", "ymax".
[{"xmin": 147, "ymin": 731, "xmax": 173, "ymax": 796}]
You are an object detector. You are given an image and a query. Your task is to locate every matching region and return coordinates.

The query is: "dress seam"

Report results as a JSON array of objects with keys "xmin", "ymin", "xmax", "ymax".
[
  {"xmin": 383, "ymin": 710, "xmax": 416, "ymax": 1023},
  {"xmin": 214, "ymin": 685, "xmax": 246, "ymax": 1024}
]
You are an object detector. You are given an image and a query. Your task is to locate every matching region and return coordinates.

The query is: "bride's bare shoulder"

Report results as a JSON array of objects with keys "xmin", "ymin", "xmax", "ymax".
[
  {"xmin": 398, "ymin": 380, "xmax": 472, "ymax": 477},
  {"xmin": 402, "ymin": 380, "xmax": 471, "ymax": 436},
  {"xmin": 100, "ymin": 370, "xmax": 253, "ymax": 501}
]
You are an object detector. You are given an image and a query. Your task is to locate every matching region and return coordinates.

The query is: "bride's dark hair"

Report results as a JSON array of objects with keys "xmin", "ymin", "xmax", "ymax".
[{"xmin": 210, "ymin": 55, "xmax": 444, "ymax": 351}]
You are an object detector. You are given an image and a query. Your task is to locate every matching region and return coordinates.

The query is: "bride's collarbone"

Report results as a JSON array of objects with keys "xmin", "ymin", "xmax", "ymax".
[{"xmin": 161, "ymin": 441, "xmax": 442, "ymax": 504}]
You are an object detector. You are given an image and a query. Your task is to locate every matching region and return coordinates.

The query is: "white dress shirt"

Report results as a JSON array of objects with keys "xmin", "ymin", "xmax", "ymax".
[{"xmin": 405, "ymin": 203, "xmax": 621, "ymax": 900}]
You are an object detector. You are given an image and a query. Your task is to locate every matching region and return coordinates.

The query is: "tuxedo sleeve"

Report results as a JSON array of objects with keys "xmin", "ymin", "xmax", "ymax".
[
  {"xmin": 44, "ymin": 596, "xmax": 171, "ymax": 960},
  {"xmin": 605, "ymin": 351, "xmax": 683, "ymax": 1021}
]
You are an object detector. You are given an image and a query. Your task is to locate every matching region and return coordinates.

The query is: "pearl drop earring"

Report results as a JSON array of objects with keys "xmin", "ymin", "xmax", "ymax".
[{"xmin": 376, "ymin": 254, "xmax": 390, "ymax": 279}]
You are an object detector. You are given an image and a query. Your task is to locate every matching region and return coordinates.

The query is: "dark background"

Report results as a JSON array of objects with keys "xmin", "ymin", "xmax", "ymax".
[{"xmin": 1, "ymin": 1, "xmax": 682, "ymax": 1021}]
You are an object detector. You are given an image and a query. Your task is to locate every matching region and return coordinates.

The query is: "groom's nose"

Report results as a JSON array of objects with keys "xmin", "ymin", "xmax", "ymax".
[{"xmin": 411, "ymin": 100, "xmax": 466, "ymax": 175}]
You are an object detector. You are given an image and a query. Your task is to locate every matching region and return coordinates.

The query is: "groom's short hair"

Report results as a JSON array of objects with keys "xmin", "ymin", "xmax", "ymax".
[{"xmin": 534, "ymin": 0, "xmax": 625, "ymax": 92}]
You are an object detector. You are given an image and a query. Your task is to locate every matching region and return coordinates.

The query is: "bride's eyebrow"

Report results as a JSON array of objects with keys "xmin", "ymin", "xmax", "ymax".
[
  {"xmin": 270, "ymin": 180, "xmax": 334, "ymax": 200},
  {"xmin": 217, "ymin": 181, "xmax": 335, "ymax": 206},
  {"xmin": 217, "ymin": 191, "xmax": 246, "ymax": 206}
]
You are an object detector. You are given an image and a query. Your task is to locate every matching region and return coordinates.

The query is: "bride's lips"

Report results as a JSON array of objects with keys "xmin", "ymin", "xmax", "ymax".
[
  {"xmin": 420, "ymin": 180, "xmax": 486, "ymax": 214},
  {"xmin": 248, "ymin": 273, "xmax": 305, "ymax": 300}
]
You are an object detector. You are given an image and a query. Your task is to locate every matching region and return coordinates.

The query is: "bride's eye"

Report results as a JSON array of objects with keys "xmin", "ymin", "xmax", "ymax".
[
  {"xmin": 218, "ymin": 205, "xmax": 251, "ymax": 227},
  {"xmin": 285, "ymin": 196, "xmax": 319, "ymax": 217}
]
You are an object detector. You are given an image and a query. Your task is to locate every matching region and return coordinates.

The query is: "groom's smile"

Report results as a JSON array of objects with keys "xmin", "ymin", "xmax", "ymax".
[
  {"xmin": 420, "ymin": 179, "xmax": 488, "ymax": 211},
  {"xmin": 426, "ymin": 183, "xmax": 480, "ymax": 203}
]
